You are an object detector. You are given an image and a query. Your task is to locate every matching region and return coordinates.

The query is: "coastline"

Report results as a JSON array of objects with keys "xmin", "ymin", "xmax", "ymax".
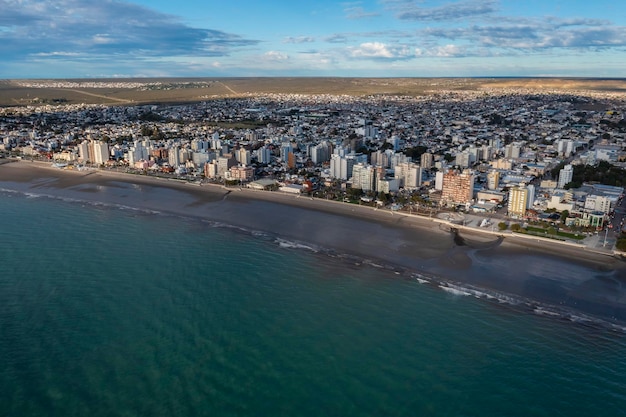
[{"xmin": 2, "ymin": 161, "xmax": 626, "ymax": 326}]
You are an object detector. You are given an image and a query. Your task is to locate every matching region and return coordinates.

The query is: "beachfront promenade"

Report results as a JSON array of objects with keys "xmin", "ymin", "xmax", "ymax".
[{"xmin": 2, "ymin": 159, "xmax": 621, "ymax": 264}]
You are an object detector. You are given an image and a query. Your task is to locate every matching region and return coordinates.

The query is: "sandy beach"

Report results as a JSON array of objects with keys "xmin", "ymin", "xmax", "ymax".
[{"xmin": 2, "ymin": 161, "xmax": 626, "ymax": 325}]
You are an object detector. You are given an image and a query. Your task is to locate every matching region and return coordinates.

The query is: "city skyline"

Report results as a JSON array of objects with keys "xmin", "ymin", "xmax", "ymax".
[{"xmin": 1, "ymin": 0, "xmax": 625, "ymax": 79}]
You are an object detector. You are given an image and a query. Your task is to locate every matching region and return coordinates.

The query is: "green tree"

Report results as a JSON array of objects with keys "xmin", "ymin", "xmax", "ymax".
[
  {"xmin": 547, "ymin": 227, "xmax": 557, "ymax": 235},
  {"xmin": 346, "ymin": 187, "xmax": 363, "ymax": 200},
  {"xmin": 510, "ymin": 223, "xmax": 521, "ymax": 232},
  {"xmin": 560, "ymin": 210, "xmax": 570, "ymax": 224},
  {"xmin": 404, "ymin": 146, "xmax": 428, "ymax": 160},
  {"xmin": 377, "ymin": 192, "xmax": 390, "ymax": 204},
  {"xmin": 615, "ymin": 238, "xmax": 626, "ymax": 252},
  {"xmin": 498, "ymin": 222, "xmax": 508, "ymax": 231}
]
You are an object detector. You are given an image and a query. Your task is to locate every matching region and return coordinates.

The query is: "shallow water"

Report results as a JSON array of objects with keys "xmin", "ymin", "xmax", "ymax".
[{"xmin": 1, "ymin": 189, "xmax": 626, "ymax": 416}]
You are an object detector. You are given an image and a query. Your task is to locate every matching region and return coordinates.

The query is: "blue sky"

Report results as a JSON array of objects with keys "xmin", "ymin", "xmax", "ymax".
[{"xmin": 1, "ymin": 0, "xmax": 624, "ymax": 78}]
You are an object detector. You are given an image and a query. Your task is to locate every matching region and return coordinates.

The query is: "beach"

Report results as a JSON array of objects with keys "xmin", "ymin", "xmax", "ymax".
[{"xmin": 2, "ymin": 161, "xmax": 626, "ymax": 325}]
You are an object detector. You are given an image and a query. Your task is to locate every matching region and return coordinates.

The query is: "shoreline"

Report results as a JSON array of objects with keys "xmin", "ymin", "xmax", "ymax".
[
  {"xmin": 2, "ymin": 161, "xmax": 626, "ymax": 327},
  {"xmin": 1, "ymin": 160, "xmax": 621, "ymax": 267}
]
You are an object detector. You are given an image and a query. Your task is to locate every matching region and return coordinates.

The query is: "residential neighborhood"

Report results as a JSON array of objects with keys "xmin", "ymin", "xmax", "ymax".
[{"xmin": 2, "ymin": 85, "xmax": 625, "ymax": 249}]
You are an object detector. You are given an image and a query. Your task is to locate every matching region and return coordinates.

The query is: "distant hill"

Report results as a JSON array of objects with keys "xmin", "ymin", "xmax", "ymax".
[{"xmin": 0, "ymin": 77, "xmax": 624, "ymax": 107}]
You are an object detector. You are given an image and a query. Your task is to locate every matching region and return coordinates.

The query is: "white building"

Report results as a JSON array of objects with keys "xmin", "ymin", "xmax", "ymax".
[
  {"xmin": 351, "ymin": 163, "xmax": 375, "ymax": 191},
  {"xmin": 395, "ymin": 162, "xmax": 422, "ymax": 189},
  {"xmin": 584, "ymin": 195, "xmax": 612, "ymax": 214},
  {"xmin": 77, "ymin": 141, "xmax": 91, "ymax": 163},
  {"xmin": 256, "ymin": 146, "xmax": 272, "ymax": 164},
  {"xmin": 330, "ymin": 154, "xmax": 357, "ymax": 180},
  {"xmin": 558, "ymin": 164, "xmax": 574, "ymax": 188},
  {"xmin": 435, "ymin": 171, "xmax": 444, "ymax": 191},
  {"xmin": 310, "ymin": 141, "xmax": 332, "ymax": 164},
  {"xmin": 92, "ymin": 141, "xmax": 109, "ymax": 165},
  {"xmin": 168, "ymin": 145, "xmax": 181, "ymax": 167},
  {"xmin": 377, "ymin": 178, "xmax": 400, "ymax": 194}
]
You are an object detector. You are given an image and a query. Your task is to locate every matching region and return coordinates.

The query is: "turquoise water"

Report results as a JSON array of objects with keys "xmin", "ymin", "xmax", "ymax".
[{"xmin": 1, "ymin": 192, "xmax": 625, "ymax": 416}]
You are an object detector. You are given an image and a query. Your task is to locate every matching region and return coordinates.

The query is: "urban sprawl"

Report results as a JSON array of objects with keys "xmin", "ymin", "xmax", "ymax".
[{"xmin": 2, "ymin": 85, "xmax": 626, "ymax": 250}]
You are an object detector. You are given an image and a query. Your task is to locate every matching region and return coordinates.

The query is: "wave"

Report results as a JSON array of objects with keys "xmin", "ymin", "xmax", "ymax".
[
  {"xmin": 2, "ymin": 186, "xmax": 624, "ymax": 334},
  {"xmin": 439, "ymin": 285, "xmax": 473, "ymax": 297},
  {"xmin": 0, "ymin": 188, "xmax": 163, "ymax": 217},
  {"xmin": 414, "ymin": 275, "xmax": 430, "ymax": 284},
  {"xmin": 275, "ymin": 238, "xmax": 319, "ymax": 253}
]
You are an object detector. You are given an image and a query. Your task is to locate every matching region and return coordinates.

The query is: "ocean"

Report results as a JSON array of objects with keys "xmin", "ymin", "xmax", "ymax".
[{"xmin": 1, "ymin": 190, "xmax": 625, "ymax": 416}]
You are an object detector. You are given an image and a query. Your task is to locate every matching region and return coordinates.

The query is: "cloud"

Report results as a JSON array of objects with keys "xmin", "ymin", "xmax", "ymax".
[
  {"xmin": 349, "ymin": 42, "xmax": 411, "ymax": 59},
  {"xmin": 263, "ymin": 51, "xmax": 289, "ymax": 61},
  {"xmin": 420, "ymin": 19, "xmax": 626, "ymax": 51},
  {"xmin": 415, "ymin": 44, "xmax": 467, "ymax": 57},
  {"xmin": 325, "ymin": 34, "xmax": 350, "ymax": 43},
  {"xmin": 0, "ymin": 0, "xmax": 258, "ymax": 61},
  {"xmin": 344, "ymin": 6, "xmax": 380, "ymax": 20},
  {"xmin": 284, "ymin": 36, "xmax": 315, "ymax": 44},
  {"xmin": 394, "ymin": 0, "xmax": 497, "ymax": 22}
]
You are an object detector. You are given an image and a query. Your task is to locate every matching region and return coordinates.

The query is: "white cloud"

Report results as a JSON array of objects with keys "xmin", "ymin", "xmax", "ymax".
[
  {"xmin": 350, "ymin": 42, "xmax": 411, "ymax": 59},
  {"xmin": 263, "ymin": 51, "xmax": 289, "ymax": 61}
]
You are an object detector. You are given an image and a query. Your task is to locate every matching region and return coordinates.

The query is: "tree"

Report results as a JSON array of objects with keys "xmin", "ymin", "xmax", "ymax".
[
  {"xmin": 498, "ymin": 222, "xmax": 508, "ymax": 231},
  {"xmin": 404, "ymin": 145, "xmax": 428, "ymax": 160},
  {"xmin": 346, "ymin": 187, "xmax": 363, "ymax": 200},
  {"xmin": 377, "ymin": 192, "xmax": 390, "ymax": 204},
  {"xmin": 547, "ymin": 227, "xmax": 557, "ymax": 235},
  {"xmin": 560, "ymin": 210, "xmax": 570, "ymax": 224},
  {"xmin": 510, "ymin": 223, "xmax": 521, "ymax": 232},
  {"xmin": 616, "ymin": 238, "xmax": 626, "ymax": 252}
]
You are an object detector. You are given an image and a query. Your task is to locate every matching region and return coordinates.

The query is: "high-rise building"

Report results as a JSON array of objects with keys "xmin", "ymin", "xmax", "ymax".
[
  {"xmin": 504, "ymin": 143, "xmax": 521, "ymax": 159},
  {"xmin": 389, "ymin": 152, "xmax": 409, "ymax": 169},
  {"xmin": 217, "ymin": 156, "xmax": 237, "ymax": 177},
  {"xmin": 330, "ymin": 154, "xmax": 356, "ymax": 180},
  {"xmin": 435, "ymin": 171, "xmax": 444, "ymax": 191},
  {"xmin": 441, "ymin": 169, "xmax": 475, "ymax": 206},
  {"xmin": 204, "ymin": 161, "xmax": 217, "ymax": 178},
  {"xmin": 455, "ymin": 151, "xmax": 471, "ymax": 169},
  {"xmin": 256, "ymin": 146, "xmax": 272, "ymax": 164},
  {"xmin": 236, "ymin": 147, "xmax": 251, "ymax": 166},
  {"xmin": 287, "ymin": 152, "xmax": 296, "ymax": 169},
  {"xmin": 480, "ymin": 145, "xmax": 492, "ymax": 161},
  {"xmin": 387, "ymin": 136, "xmax": 400, "ymax": 151},
  {"xmin": 128, "ymin": 140, "xmax": 150, "ymax": 165},
  {"xmin": 558, "ymin": 164, "xmax": 574, "ymax": 188},
  {"xmin": 508, "ymin": 186, "xmax": 529, "ymax": 218},
  {"xmin": 168, "ymin": 145, "xmax": 181, "ymax": 167},
  {"xmin": 280, "ymin": 142, "xmax": 293, "ymax": 163},
  {"xmin": 191, "ymin": 139, "xmax": 209, "ymax": 151},
  {"xmin": 351, "ymin": 163, "xmax": 375, "ymax": 191},
  {"xmin": 486, "ymin": 170, "xmax": 500, "ymax": 190},
  {"xmin": 245, "ymin": 131, "xmax": 259, "ymax": 142},
  {"xmin": 192, "ymin": 151, "xmax": 210, "ymax": 167},
  {"xmin": 92, "ymin": 141, "xmax": 109, "ymax": 165},
  {"xmin": 310, "ymin": 141, "xmax": 331, "ymax": 164},
  {"xmin": 395, "ymin": 162, "xmax": 422, "ymax": 189},
  {"xmin": 77, "ymin": 141, "xmax": 91, "ymax": 163},
  {"xmin": 526, "ymin": 184, "xmax": 535, "ymax": 209},
  {"xmin": 420, "ymin": 152, "xmax": 433, "ymax": 170}
]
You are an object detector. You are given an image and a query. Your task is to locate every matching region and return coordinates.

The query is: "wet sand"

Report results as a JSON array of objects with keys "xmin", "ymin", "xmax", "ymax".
[{"xmin": 2, "ymin": 161, "xmax": 626, "ymax": 326}]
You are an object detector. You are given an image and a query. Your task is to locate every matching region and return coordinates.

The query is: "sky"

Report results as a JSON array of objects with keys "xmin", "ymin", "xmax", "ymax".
[{"xmin": 1, "ymin": 0, "xmax": 625, "ymax": 79}]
